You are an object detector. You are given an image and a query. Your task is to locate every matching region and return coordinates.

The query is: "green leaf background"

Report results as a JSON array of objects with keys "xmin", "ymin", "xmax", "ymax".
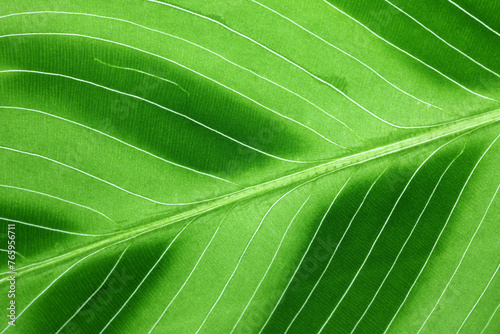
[{"xmin": 1, "ymin": 0, "xmax": 499, "ymax": 333}]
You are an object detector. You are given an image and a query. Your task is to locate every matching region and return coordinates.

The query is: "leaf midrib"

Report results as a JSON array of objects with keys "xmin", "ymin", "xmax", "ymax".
[{"xmin": 2, "ymin": 108, "xmax": 499, "ymax": 284}]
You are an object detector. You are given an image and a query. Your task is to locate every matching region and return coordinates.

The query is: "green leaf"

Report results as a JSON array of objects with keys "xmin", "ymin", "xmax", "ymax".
[{"xmin": 1, "ymin": 0, "xmax": 499, "ymax": 333}]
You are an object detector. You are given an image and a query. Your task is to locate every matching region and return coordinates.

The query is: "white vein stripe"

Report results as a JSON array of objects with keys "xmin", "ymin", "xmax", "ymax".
[
  {"xmin": 0, "ymin": 183, "xmax": 114, "ymax": 222},
  {"xmin": 385, "ymin": 0, "xmax": 500, "ymax": 78},
  {"xmin": 99, "ymin": 219, "xmax": 193, "ymax": 334},
  {"xmin": 0, "ymin": 249, "xmax": 26, "ymax": 261},
  {"xmin": 481, "ymin": 303, "xmax": 500, "ymax": 334},
  {"xmin": 418, "ymin": 183, "xmax": 500, "ymax": 333},
  {"xmin": 0, "ymin": 34, "xmax": 346, "ymax": 152},
  {"xmin": 447, "ymin": 0, "xmax": 500, "ymax": 37},
  {"xmin": 148, "ymin": 211, "xmax": 231, "ymax": 333},
  {"xmin": 385, "ymin": 133, "xmax": 500, "ymax": 334},
  {"xmin": 0, "ymin": 242, "xmax": 128, "ymax": 334},
  {"xmin": 147, "ymin": 0, "xmax": 440, "ymax": 129},
  {"xmin": 0, "ymin": 146, "xmax": 191, "ymax": 206},
  {"xmin": 318, "ymin": 134, "xmax": 462, "ymax": 333},
  {"xmin": 284, "ymin": 163, "xmax": 390, "ymax": 334},
  {"xmin": 351, "ymin": 142, "xmax": 466, "ymax": 333},
  {"xmin": 230, "ymin": 196, "xmax": 311, "ymax": 334},
  {"xmin": 0, "ymin": 208, "xmax": 192, "ymax": 284},
  {"xmin": 93, "ymin": 58, "xmax": 187, "ymax": 92},
  {"xmin": 0, "ymin": 67, "xmax": 322, "ymax": 162},
  {"xmin": 195, "ymin": 181, "xmax": 311, "ymax": 334},
  {"xmin": 0, "ymin": 11, "xmax": 358, "ymax": 139},
  {"xmin": 251, "ymin": 0, "xmax": 443, "ymax": 111},
  {"xmin": 258, "ymin": 171, "xmax": 356, "ymax": 334},
  {"xmin": 457, "ymin": 262, "xmax": 500, "ymax": 333},
  {"xmin": 0, "ymin": 217, "xmax": 106, "ymax": 237},
  {"xmin": 321, "ymin": 0, "xmax": 496, "ymax": 101},
  {"xmin": 0, "ymin": 106, "xmax": 234, "ymax": 184},
  {"xmin": 54, "ymin": 247, "xmax": 129, "ymax": 334}
]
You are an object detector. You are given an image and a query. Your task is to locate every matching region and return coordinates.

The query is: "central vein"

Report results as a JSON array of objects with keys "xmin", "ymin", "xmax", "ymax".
[{"xmin": 1, "ymin": 108, "xmax": 499, "ymax": 284}]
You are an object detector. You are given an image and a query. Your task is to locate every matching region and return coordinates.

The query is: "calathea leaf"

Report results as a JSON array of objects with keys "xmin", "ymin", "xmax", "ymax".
[{"xmin": 0, "ymin": 0, "xmax": 499, "ymax": 333}]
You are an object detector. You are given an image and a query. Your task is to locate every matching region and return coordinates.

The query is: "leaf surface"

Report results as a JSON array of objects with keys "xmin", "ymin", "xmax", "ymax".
[{"xmin": 0, "ymin": 0, "xmax": 499, "ymax": 333}]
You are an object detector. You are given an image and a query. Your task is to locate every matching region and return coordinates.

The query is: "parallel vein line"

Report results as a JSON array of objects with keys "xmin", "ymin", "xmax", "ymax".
[
  {"xmin": 0, "ymin": 242, "xmax": 129, "ymax": 334},
  {"xmin": 0, "ymin": 11, "xmax": 359, "ymax": 139},
  {"xmin": 54, "ymin": 247, "xmax": 129, "ymax": 334},
  {"xmin": 147, "ymin": 0, "xmax": 440, "ymax": 129},
  {"xmin": 195, "ymin": 180, "xmax": 312, "ymax": 333},
  {"xmin": 285, "ymin": 162, "xmax": 390, "ymax": 334},
  {"xmin": 321, "ymin": 0, "xmax": 496, "ymax": 101},
  {"xmin": 0, "ymin": 65, "xmax": 332, "ymax": 159},
  {"xmin": 457, "ymin": 261, "xmax": 500, "ymax": 333},
  {"xmin": 351, "ymin": 140, "xmax": 466, "ymax": 333},
  {"xmin": 230, "ymin": 195, "xmax": 311, "ymax": 334},
  {"xmin": 481, "ymin": 302, "xmax": 500, "ymax": 334},
  {"xmin": 447, "ymin": 0, "xmax": 500, "ymax": 37},
  {"xmin": 0, "ymin": 34, "xmax": 345, "ymax": 150},
  {"xmin": 0, "ymin": 146, "xmax": 192, "ymax": 206},
  {"xmin": 147, "ymin": 209, "xmax": 232, "ymax": 333},
  {"xmin": 0, "ymin": 183, "xmax": 114, "ymax": 223},
  {"xmin": 93, "ymin": 57, "xmax": 189, "ymax": 95},
  {"xmin": 418, "ymin": 181, "xmax": 500, "ymax": 333},
  {"xmin": 0, "ymin": 106, "xmax": 234, "ymax": 184},
  {"xmin": 99, "ymin": 219, "xmax": 193, "ymax": 334},
  {"xmin": 318, "ymin": 134, "xmax": 462, "ymax": 333},
  {"xmin": 259, "ymin": 170, "xmax": 356, "ymax": 334},
  {"xmin": 0, "ymin": 217, "xmax": 106, "ymax": 237},
  {"xmin": 385, "ymin": 132, "xmax": 500, "ymax": 333},
  {"xmin": 251, "ymin": 0, "xmax": 444, "ymax": 111},
  {"xmin": 385, "ymin": 0, "xmax": 500, "ymax": 78}
]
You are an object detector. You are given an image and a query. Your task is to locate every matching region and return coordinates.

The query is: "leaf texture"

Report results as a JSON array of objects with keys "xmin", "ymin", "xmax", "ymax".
[{"xmin": 0, "ymin": 0, "xmax": 499, "ymax": 333}]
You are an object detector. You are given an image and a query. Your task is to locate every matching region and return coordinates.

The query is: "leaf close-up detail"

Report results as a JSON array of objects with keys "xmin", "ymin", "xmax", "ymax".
[{"xmin": 1, "ymin": 0, "xmax": 499, "ymax": 333}]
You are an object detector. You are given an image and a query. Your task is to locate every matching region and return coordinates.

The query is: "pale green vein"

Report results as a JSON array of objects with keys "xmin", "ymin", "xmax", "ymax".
[
  {"xmin": 0, "ymin": 108, "xmax": 498, "ymax": 285},
  {"xmin": 54, "ymin": 247, "xmax": 129, "ymax": 334},
  {"xmin": 230, "ymin": 195, "xmax": 310, "ymax": 334}
]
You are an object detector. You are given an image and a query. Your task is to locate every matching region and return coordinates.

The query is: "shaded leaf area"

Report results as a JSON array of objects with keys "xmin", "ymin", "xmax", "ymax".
[
  {"xmin": 0, "ymin": 36, "xmax": 317, "ymax": 174},
  {"xmin": 324, "ymin": 0, "xmax": 500, "ymax": 89},
  {"xmin": 263, "ymin": 126, "xmax": 500, "ymax": 334},
  {"xmin": 0, "ymin": 0, "xmax": 499, "ymax": 333},
  {"xmin": 1, "ymin": 125, "xmax": 498, "ymax": 334}
]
